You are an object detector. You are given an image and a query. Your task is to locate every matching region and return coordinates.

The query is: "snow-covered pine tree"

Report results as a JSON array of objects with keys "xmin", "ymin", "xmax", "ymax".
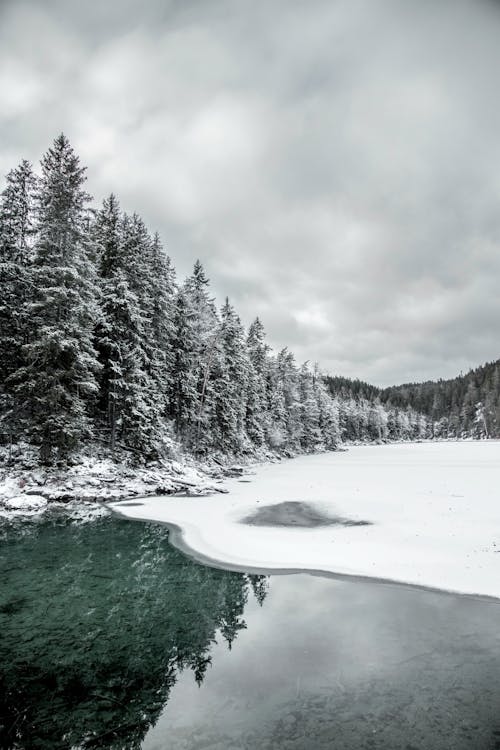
[
  {"xmin": 368, "ymin": 399, "xmax": 389, "ymax": 441},
  {"xmin": 211, "ymin": 298, "xmax": 249, "ymax": 453},
  {"xmin": 121, "ymin": 213, "xmax": 154, "ymax": 316},
  {"xmin": 94, "ymin": 200, "xmax": 166, "ymax": 456},
  {"xmin": 167, "ymin": 288, "xmax": 199, "ymax": 438},
  {"xmin": 339, "ymin": 397, "xmax": 365, "ymax": 441},
  {"xmin": 121, "ymin": 212, "xmax": 170, "ymax": 453},
  {"xmin": 149, "ymin": 231, "xmax": 176, "ymax": 401},
  {"xmin": 277, "ymin": 348, "xmax": 301, "ymax": 450},
  {"xmin": 94, "ymin": 194, "xmax": 129, "ymax": 449},
  {"xmin": 0, "ymin": 160, "xmax": 37, "ymax": 438},
  {"xmin": 298, "ymin": 362, "xmax": 321, "ymax": 450},
  {"xmin": 396, "ymin": 407, "xmax": 410, "ymax": 439},
  {"xmin": 266, "ymin": 354, "xmax": 288, "ymax": 449},
  {"xmin": 184, "ymin": 260, "xmax": 217, "ymax": 320},
  {"xmin": 321, "ymin": 392, "xmax": 342, "ymax": 448},
  {"xmin": 245, "ymin": 364, "xmax": 265, "ymax": 447},
  {"xmin": 12, "ymin": 135, "xmax": 101, "ymax": 463},
  {"xmin": 246, "ymin": 317, "xmax": 269, "ymax": 375},
  {"xmin": 245, "ymin": 317, "xmax": 270, "ymax": 446},
  {"xmin": 183, "ymin": 261, "xmax": 221, "ymax": 450},
  {"xmin": 95, "ymin": 193, "xmax": 121, "ymax": 280},
  {"xmin": 312, "ymin": 364, "xmax": 341, "ymax": 449}
]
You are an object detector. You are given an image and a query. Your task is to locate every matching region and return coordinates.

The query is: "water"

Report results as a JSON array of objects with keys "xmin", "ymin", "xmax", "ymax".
[{"xmin": 1, "ymin": 515, "xmax": 500, "ymax": 750}]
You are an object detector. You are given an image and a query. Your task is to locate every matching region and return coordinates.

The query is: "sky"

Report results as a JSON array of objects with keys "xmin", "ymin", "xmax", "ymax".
[{"xmin": 1, "ymin": 0, "xmax": 499, "ymax": 387}]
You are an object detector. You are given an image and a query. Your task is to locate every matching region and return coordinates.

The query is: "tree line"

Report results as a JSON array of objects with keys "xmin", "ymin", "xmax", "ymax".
[
  {"xmin": 379, "ymin": 360, "xmax": 500, "ymax": 438},
  {"xmin": 326, "ymin": 359, "xmax": 500, "ymax": 439},
  {"xmin": 1, "ymin": 135, "xmax": 432, "ymax": 464}
]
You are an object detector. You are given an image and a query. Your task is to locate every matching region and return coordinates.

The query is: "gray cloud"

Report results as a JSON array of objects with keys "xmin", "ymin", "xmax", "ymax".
[{"xmin": 1, "ymin": 0, "xmax": 499, "ymax": 386}]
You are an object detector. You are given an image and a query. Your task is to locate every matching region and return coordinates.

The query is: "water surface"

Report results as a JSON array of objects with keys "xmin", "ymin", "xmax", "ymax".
[{"xmin": 1, "ymin": 515, "xmax": 500, "ymax": 749}]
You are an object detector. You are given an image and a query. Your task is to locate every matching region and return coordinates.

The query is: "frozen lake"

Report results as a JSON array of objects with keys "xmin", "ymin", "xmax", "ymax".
[{"xmin": 112, "ymin": 441, "xmax": 500, "ymax": 598}]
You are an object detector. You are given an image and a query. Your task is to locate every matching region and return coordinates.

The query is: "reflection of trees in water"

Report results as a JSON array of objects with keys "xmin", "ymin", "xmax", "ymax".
[
  {"xmin": 248, "ymin": 574, "xmax": 269, "ymax": 607},
  {"xmin": 0, "ymin": 517, "xmax": 268, "ymax": 749}
]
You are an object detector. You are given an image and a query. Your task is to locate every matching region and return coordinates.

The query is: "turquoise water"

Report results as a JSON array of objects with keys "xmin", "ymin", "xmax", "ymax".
[{"xmin": 1, "ymin": 514, "xmax": 500, "ymax": 749}]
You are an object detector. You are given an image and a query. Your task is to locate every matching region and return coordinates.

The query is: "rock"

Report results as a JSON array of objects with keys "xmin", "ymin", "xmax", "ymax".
[
  {"xmin": 47, "ymin": 492, "xmax": 74, "ymax": 503},
  {"xmin": 156, "ymin": 484, "xmax": 175, "ymax": 495},
  {"xmin": 4, "ymin": 495, "xmax": 48, "ymax": 511},
  {"xmin": 224, "ymin": 465, "xmax": 245, "ymax": 477}
]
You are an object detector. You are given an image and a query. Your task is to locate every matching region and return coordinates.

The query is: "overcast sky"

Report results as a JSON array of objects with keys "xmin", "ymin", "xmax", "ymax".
[{"xmin": 1, "ymin": 0, "xmax": 499, "ymax": 386}]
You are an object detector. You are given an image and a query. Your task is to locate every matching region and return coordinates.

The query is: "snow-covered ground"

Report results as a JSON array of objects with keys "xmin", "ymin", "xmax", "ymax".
[
  {"xmin": 0, "ymin": 450, "xmax": 228, "ymax": 519},
  {"xmin": 111, "ymin": 441, "xmax": 500, "ymax": 598}
]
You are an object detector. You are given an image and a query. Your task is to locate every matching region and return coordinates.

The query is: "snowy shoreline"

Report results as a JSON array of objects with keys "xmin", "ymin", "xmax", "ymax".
[
  {"xmin": 0, "ymin": 438, "xmax": 493, "ymax": 519},
  {"xmin": 0, "ymin": 438, "xmax": 460, "ymax": 518},
  {"xmin": 0, "ymin": 450, "xmax": 236, "ymax": 519},
  {"xmin": 0, "ymin": 440, "xmax": 394, "ymax": 518},
  {"xmin": 2, "ymin": 440, "xmax": 499, "ymax": 599},
  {"xmin": 111, "ymin": 507, "xmax": 500, "ymax": 604},
  {"xmin": 108, "ymin": 441, "xmax": 500, "ymax": 599}
]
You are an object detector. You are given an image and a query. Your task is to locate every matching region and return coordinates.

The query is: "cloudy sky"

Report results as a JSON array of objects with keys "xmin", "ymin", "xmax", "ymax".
[{"xmin": 1, "ymin": 0, "xmax": 499, "ymax": 386}]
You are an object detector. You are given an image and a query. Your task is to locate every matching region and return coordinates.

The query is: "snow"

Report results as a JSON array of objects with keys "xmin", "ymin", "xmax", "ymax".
[
  {"xmin": 0, "ymin": 447, "xmax": 225, "ymax": 518},
  {"xmin": 110, "ymin": 441, "xmax": 500, "ymax": 599},
  {"xmin": 3, "ymin": 495, "xmax": 47, "ymax": 511}
]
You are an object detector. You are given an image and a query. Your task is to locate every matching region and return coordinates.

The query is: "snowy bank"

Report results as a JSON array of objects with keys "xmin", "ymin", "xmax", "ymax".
[
  {"xmin": 0, "ymin": 450, "xmax": 229, "ymax": 519},
  {"xmin": 110, "ymin": 441, "xmax": 500, "ymax": 599}
]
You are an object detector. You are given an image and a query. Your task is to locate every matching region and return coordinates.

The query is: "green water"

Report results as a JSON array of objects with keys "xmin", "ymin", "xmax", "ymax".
[
  {"xmin": 2, "ymin": 514, "xmax": 500, "ymax": 750},
  {"xmin": 0, "ymin": 515, "xmax": 264, "ymax": 749}
]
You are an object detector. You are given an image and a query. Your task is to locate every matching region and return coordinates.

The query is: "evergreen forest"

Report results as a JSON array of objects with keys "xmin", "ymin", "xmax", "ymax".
[{"xmin": 1, "ymin": 135, "xmax": 497, "ymax": 465}]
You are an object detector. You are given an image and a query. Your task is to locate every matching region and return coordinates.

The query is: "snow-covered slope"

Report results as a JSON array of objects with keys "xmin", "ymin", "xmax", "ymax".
[{"xmin": 111, "ymin": 441, "xmax": 500, "ymax": 598}]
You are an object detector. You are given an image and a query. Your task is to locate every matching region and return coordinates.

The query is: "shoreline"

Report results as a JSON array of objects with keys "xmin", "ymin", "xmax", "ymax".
[
  {"xmin": 109, "ymin": 503, "xmax": 500, "ymax": 604},
  {"xmin": 2, "ymin": 440, "xmax": 499, "ymax": 600},
  {"xmin": 0, "ymin": 437, "xmax": 488, "ymax": 518},
  {"xmin": 106, "ymin": 441, "xmax": 500, "ymax": 600}
]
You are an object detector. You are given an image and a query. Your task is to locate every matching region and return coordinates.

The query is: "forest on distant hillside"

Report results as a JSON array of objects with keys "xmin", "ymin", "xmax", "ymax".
[
  {"xmin": 326, "ymin": 359, "xmax": 500, "ymax": 439},
  {"xmin": 0, "ymin": 136, "xmax": 496, "ymax": 465},
  {"xmin": 379, "ymin": 360, "xmax": 500, "ymax": 438}
]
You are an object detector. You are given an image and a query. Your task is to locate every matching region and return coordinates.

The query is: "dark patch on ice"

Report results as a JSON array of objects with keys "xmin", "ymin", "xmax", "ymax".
[
  {"xmin": 240, "ymin": 501, "xmax": 372, "ymax": 529},
  {"xmin": 116, "ymin": 502, "xmax": 145, "ymax": 507},
  {"xmin": 238, "ymin": 479, "xmax": 252, "ymax": 483}
]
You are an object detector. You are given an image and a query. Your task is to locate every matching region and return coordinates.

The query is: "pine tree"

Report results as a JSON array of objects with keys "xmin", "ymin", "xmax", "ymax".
[
  {"xmin": 277, "ymin": 348, "xmax": 301, "ymax": 449},
  {"xmin": 0, "ymin": 160, "xmax": 37, "ymax": 438},
  {"xmin": 211, "ymin": 298, "xmax": 249, "ymax": 453},
  {"xmin": 183, "ymin": 261, "xmax": 221, "ymax": 450},
  {"xmin": 94, "ymin": 201, "xmax": 166, "ymax": 456},
  {"xmin": 168, "ymin": 289, "xmax": 199, "ymax": 438},
  {"xmin": 247, "ymin": 317, "xmax": 269, "ymax": 375},
  {"xmin": 149, "ymin": 232, "xmax": 176, "ymax": 401},
  {"xmin": 245, "ymin": 318, "xmax": 270, "ymax": 446},
  {"xmin": 245, "ymin": 363, "xmax": 266, "ymax": 446},
  {"xmin": 93, "ymin": 193, "xmax": 121, "ymax": 436},
  {"xmin": 313, "ymin": 364, "xmax": 340, "ymax": 449},
  {"xmin": 266, "ymin": 355, "xmax": 288, "ymax": 448},
  {"xmin": 11, "ymin": 135, "xmax": 101, "ymax": 463},
  {"xmin": 121, "ymin": 213, "xmax": 169, "ymax": 453},
  {"xmin": 298, "ymin": 362, "xmax": 321, "ymax": 450}
]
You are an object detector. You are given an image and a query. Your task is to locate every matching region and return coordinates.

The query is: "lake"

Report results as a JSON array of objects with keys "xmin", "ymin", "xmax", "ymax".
[{"xmin": 1, "ymin": 513, "xmax": 500, "ymax": 749}]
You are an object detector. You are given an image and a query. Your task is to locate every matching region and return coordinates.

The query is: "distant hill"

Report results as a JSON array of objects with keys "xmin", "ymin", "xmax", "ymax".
[
  {"xmin": 323, "ymin": 375, "xmax": 380, "ymax": 402},
  {"xmin": 326, "ymin": 359, "xmax": 500, "ymax": 438}
]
